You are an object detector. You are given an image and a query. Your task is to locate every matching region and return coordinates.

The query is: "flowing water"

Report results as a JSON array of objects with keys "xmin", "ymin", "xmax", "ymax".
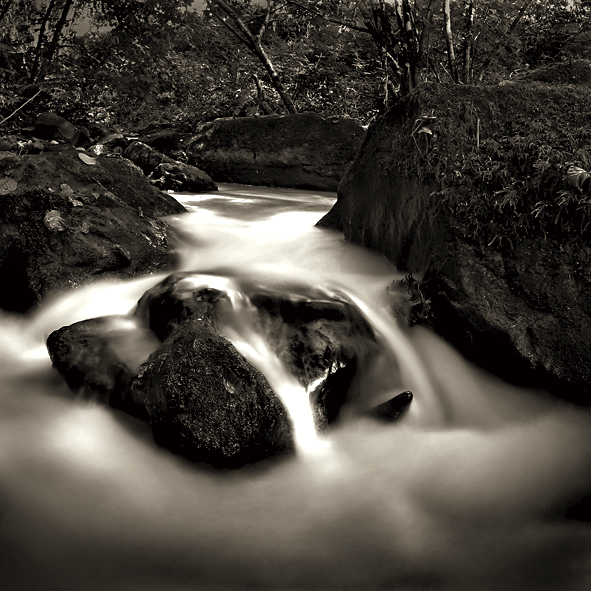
[{"xmin": 1, "ymin": 184, "xmax": 591, "ymax": 590}]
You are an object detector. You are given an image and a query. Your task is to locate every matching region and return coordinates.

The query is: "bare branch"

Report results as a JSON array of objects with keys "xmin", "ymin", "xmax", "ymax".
[
  {"xmin": 0, "ymin": 89, "xmax": 43, "ymax": 127},
  {"xmin": 443, "ymin": 0, "xmax": 458, "ymax": 82},
  {"xmin": 285, "ymin": 0, "xmax": 370, "ymax": 34}
]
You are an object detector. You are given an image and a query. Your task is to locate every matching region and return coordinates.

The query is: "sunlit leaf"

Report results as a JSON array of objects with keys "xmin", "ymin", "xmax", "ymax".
[
  {"xmin": 78, "ymin": 153, "xmax": 97, "ymax": 166},
  {"xmin": 0, "ymin": 178, "xmax": 17, "ymax": 194}
]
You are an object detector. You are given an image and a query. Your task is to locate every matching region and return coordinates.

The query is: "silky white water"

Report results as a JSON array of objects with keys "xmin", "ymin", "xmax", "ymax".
[{"xmin": 1, "ymin": 184, "xmax": 591, "ymax": 590}]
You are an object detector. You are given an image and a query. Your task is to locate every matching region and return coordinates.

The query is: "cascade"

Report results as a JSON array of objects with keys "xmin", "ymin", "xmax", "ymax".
[{"xmin": 0, "ymin": 184, "xmax": 590, "ymax": 590}]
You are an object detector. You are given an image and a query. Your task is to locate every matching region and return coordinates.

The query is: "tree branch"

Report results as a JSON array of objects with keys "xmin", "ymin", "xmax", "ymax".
[
  {"xmin": 0, "ymin": 0, "xmax": 14, "ymax": 23},
  {"xmin": 477, "ymin": 0, "xmax": 536, "ymax": 81},
  {"xmin": 285, "ymin": 0, "xmax": 370, "ymax": 34},
  {"xmin": 0, "ymin": 89, "xmax": 43, "ymax": 127}
]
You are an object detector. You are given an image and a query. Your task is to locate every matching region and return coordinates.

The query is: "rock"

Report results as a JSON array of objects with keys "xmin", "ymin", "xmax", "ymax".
[
  {"xmin": 246, "ymin": 287, "xmax": 387, "ymax": 426},
  {"xmin": 134, "ymin": 271, "xmax": 224, "ymax": 341},
  {"xmin": 128, "ymin": 316, "xmax": 294, "ymax": 468},
  {"xmin": 33, "ymin": 112, "xmax": 90, "ymax": 146},
  {"xmin": 366, "ymin": 391, "xmax": 413, "ymax": 422},
  {"xmin": 426, "ymin": 239, "xmax": 591, "ymax": 402},
  {"xmin": 0, "ymin": 152, "xmax": 185, "ymax": 312},
  {"xmin": 328, "ymin": 81, "xmax": 591, "ymax": 402},
  {"xmin": 148, "ymin": 161, "xmax": 217, "ymax": 193},
  {"xmin": 0, "ymin": 136, "xmax": 19, "ymax": 152},
  {"xmin": 95, "ymin": 132, "xmax": 128, "ymax": 154},
  {"xmin": 124, "ymin": 141, "xmax": 171, "ymax": 175},
  {"xmin": 46, "ymin": 315, "xmax": 160, "ymax": 418},
  {"xmin": 124, "ymin": 141, "xmax": 216, "ymax": 192},
  {"xmin": 137, "ymin": 128, "xmax": 190, "ymax": 153},
  {"xmin": 185, "ymin": 113, "xmax": 365, "ymax": 191}
]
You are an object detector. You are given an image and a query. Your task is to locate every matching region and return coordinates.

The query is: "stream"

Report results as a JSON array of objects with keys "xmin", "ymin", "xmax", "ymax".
[{"xmin": 1, "ymin": 184, "xmax": 591, "ymax": 590}]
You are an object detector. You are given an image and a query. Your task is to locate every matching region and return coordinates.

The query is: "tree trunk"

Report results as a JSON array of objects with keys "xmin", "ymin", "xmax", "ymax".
[
  {"xmin": 0, "ymin": 0, "xmax": 14, "ymax": 23},
  {"xmin": 209, "ymin": 0, "xmax": 297, "ymax": 114},
  {"xmin": 28, "ymin": 0, "xmax": 58, "ymax": 83},
  {"xmin": 35, "ymin": 0, "xmax": 75, "ymax": 84},
  {"xmin": 463, "ymin": 0, "xmax": 476, "ymax": 84},
  {"xmin": 443, "ymin": 0, "xmax": 458, "ymax": 82}
]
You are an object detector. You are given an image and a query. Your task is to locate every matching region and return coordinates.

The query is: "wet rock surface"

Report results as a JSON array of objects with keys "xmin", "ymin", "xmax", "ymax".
[
  {"xmin": 47, "ymin": 272, "xmax": 399, "ymax": 468},
  {"xmin": 249, "ymin": 288, "xmax": 383, "ymax": 426},
  {"xmin": 129, "ymin": 315, "xmax": 294, "ymax": 468},
  {"xmin": 46, "ymin": 315, "xmax": 160, "ymax": 419},
  {"xmin": 124, "ymin": 140, "xmax": 216, "ymax": 193},
  {"xmin": 426, "ymin": 239, "xmax": 591, "ymax": 402}
]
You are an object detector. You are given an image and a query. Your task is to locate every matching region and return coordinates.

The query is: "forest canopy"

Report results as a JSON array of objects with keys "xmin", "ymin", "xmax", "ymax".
[{"xmin": 0, "ymin": 0, "xmax": 589, "ymax": 131}]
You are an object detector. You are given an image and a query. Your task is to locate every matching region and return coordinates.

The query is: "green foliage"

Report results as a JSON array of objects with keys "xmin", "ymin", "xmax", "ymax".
[
  {"xmin": 1, "ymin": 0, "xmax": 590, "ymax": 135},
  {"xmin": 521, "ymin": 0, "xmax": 591, "ymax": 66},
  {"xmin": 388, "ymin": 82, "xmax": 591, "ymax": 251}
]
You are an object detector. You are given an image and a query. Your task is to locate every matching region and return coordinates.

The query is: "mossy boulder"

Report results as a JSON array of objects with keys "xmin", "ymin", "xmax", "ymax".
[
  {"xmin": 323, "ymin": 81, "xmax": 591, "ymax": 403},
  {"xmin": 0, "ymin": 150, "xmax": 185, "ymax": 311},
  {"xmin": 186, "ymin": 113, "xmax": 365, "ymax": 191}
]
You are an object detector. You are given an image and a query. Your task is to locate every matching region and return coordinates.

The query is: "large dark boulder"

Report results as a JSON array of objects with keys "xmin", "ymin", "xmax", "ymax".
[
  {"xmin": 185, "ymin": 113, "xmax": 365, "ymax": 191},
  {"xmin": 128, "ymin": 315, "xmax": 294, "ymax": 468},
  {"xmin": 0, "ymin": 151, "xmax": 185, "ymax": 311},
  {"xmin": 325, "ymin": 81, "xmax": 591, "ymax": 403}
]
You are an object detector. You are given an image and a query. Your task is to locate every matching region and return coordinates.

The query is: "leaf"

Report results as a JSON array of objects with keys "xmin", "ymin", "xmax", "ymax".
[
  {"xmin": 78, "ymin": 153, "xmax": 97, "ymax": 166},
  {"xmin": 417, "ymin": 126, "xmax": 433, "ymax": 135},
  {"xmin": 567, "ymin": 165, "xmax": 589, "ymax": 188},
  {"xmin": 0, "ymin": 178, "xmax": 17, "ymax": 195}
]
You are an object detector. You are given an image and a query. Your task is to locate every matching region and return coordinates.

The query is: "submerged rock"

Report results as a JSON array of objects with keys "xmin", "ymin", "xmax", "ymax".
[{"xmin": 366, "ymin": 391, "xmax": 413, "ymax": 422}]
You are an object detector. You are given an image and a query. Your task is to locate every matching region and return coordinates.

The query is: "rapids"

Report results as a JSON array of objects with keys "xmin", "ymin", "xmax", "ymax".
[{"xmin": 1, "ymin": 184, "xmax": 591, "ymax": 590}]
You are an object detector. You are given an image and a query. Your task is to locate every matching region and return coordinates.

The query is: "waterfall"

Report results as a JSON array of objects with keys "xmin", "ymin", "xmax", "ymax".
[{"xmin": 0, "ymin": 184, "xmax": 590, "ymax": 591}]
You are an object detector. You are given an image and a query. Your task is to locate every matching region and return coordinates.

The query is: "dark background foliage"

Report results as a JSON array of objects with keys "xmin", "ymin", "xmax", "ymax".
[{"xmin": 0, "ymin": 0, "xmax": 589, "ymax": 133}]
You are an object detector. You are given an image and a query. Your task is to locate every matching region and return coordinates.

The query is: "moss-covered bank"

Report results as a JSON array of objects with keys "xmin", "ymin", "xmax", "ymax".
[
  {"xmin": 335, "ymin": 80, "xmax": 591, "ymax": 267},
  {"xmin": 325, "ymin": 78, "xmax": 591, "ymax": 402}
]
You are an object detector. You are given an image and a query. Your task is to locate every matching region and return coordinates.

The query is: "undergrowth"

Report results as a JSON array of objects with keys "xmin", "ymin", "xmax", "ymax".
[{"xmin": 388, "ymin": 81, "xmax": 591, "ymax": 252}]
